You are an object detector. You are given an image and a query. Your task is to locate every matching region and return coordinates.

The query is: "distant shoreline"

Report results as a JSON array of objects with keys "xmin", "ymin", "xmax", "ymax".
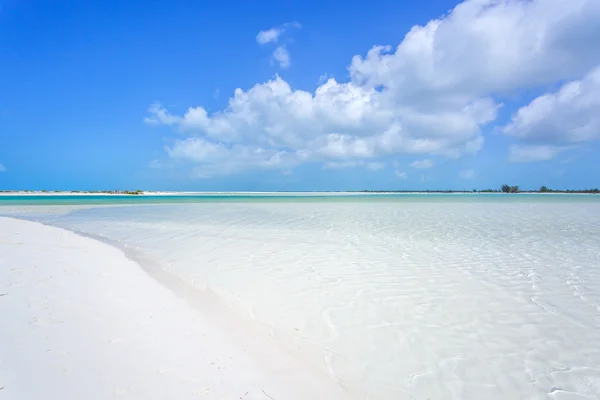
[
  {"xmin": 0, "ymin": 190, "xmax": 598, "ymax": 196},
  {"xmin": 0, "ymin": 191, "xmax": 179, "ymax": 196}
]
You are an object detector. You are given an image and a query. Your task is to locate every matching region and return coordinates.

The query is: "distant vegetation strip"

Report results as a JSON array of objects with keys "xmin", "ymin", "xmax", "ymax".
[
  {"xmin": 360, "ymin": 185, "xmax": 600, "ymax": 194},
  {"xmin": 0, "ymin": 186, "xmax": 599, "ymax": 194},
  {"xmin": 0, "ymin": 190, "xmax": 145, "ymax": 195}
]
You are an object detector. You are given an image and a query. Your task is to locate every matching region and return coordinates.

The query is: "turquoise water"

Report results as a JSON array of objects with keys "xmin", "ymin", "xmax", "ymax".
[{"xmin": 1, "ymin": 193, "xmax": 599, "ymax": 206}]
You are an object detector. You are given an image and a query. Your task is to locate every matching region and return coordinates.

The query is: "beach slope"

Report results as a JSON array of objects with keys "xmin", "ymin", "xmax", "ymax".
[{"xmin": 0, "ymin": 217, "xmax": 347, "ymax": 400}]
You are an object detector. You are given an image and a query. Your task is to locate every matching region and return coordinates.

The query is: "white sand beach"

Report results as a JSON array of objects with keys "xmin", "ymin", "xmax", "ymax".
[
  {"xmin": 0, "ymin": 192, "xmax": 179, "ymax": 196},
  {"xmin": 0, "ymin": 217, "xmax": 350, "ymax": 400},
  {"xmin": 0, "ymin": 191, "xmax": 379, "ymax": 196}
]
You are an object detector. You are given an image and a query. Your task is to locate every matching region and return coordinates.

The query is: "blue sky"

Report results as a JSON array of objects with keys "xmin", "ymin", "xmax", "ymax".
[{"xmin": 1, "ymin": 0, "xmax": 599, "ymax": 191}]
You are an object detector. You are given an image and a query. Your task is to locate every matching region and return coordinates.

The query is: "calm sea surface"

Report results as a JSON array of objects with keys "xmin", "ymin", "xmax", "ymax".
[{"xmin": 1, "ymin": 192, "xmax": 600, "ymax": 205}]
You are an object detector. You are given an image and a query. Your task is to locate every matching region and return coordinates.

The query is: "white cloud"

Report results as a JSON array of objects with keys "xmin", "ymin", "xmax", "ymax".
[
  {"xmin": 367, "ymin": 162, "xmax": 385, "ymax": 171},
  {"xmin": 410, "ymin": 159, "xmax": 434, "ymax": 169},
  {"xmin": 272, "ymin": 46, "xmax": 291, "ymax": 69},
  {"xmin": 0, "ymin": 164, "xmax": 5, "ymax": 172},
  {"xmin": 148, "ymin": 0, "xmax": 600, "ymax": 177},
  {"xmin": 147, "ymin": 74, "xmax": 488, "ymax": 173},
  {"xmin": 167, "ymin": 137, "xmax": 302, "ymax": 178},
  {"xmin": 144, "ymin": 103, "xmax": 182, "ymax": 125},
  {"xmin": 256, "ymin": 28, "xmax": 283, "ymax": 45},
  {"xmin": 257, "ymin": 22, "xmax": 302, "ymax": 68},
  {"xmin": 394, "ymin": 170, "xmax": 407, "ymax": 179},
  {"xmin": 503, "ymin": 67, "xmax": 600, "ymax": 154},
  {"xmin": 350, "ymin": 0, "xmax": 600, "ymax": 99},
  {"xmin": 459, "ymin": 169, "xmax": 476, "ymax": 179},
  {"xmin": 508, "ymin": 144, "xmax": 571, "ymax": 162}
]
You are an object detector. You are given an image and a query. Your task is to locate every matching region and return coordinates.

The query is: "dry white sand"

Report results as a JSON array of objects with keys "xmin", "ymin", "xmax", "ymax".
[
  {"xmin": 0, "ymin": 217, "xmax": 350, "ymax": 400},
  {"xmin": 0, "ymin": 191, "xmax": 372, "ymax": 197},
  {"xmin": 0, "ymin": 191, "xmax": 178, "ymax": 196}
]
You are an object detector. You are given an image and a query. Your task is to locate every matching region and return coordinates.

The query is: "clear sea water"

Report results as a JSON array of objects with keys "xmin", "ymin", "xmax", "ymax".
[
  {"xmin": 2, "ymin": 193, "xmax": 600, "ymax": 399},
  {"xmin": 2, "ymin": 192, "xmax": 600, "ymax": 205}
]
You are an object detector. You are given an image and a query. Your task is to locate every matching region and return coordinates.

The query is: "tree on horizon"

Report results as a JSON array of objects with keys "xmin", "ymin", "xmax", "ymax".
[{"xmin": 501, "ymin": 184, "xmax": 520, "ymax": 193}]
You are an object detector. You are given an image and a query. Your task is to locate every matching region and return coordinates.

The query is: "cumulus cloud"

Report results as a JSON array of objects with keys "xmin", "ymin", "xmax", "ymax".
[
  {"xmin": 503, "ymin": 67, "xmax": 600, "ymax": 160},
  {"xmin": 147, "ymin": 0, "xmax": 600, "ymax": 177},
  {"xmin": 256, "ymin": 28, "xmax": 283, "ymax": 45},
  {"xmin": 256, "ymin": 21, "xmax": 302, "ymax": 45},
  {"xmin": 410, "ymin": 159, "xmax": 434, "ymax": 169},
  {"xmin": 459, "ymin": 169, "xmax": 476, "ymax": 179},
  {"xmin": 0, "ymin": 164, "xmax": 6, "ymax": 172},
  {"xmin": 257, "ymin": 22, "xmax": 301, "ymax": 68},
  {"xmin": 349, "ymin": 0, "xmax": 600, "ymax": 99},
  {"xmin": 272, "ymin": 46, "xmax": 290, "ymax": 68},
  {"xmin": 167, "ymin": 137, "xmax": 303, "ymax": 177},
  {"xmin": 144, "ymin": 103, "xmax": 182, "ymax": 125},
  {"xmin": 147, "ymin": 74, "xmax": 488, "ymax": 175}
]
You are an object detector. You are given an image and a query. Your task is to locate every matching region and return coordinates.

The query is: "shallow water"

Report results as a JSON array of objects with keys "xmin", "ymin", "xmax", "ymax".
[{"xmin": 3, "ymin": 195, "xmax": 600, "ymax": 399}]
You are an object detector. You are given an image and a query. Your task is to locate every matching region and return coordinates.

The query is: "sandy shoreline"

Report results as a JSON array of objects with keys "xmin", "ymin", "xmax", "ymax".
[
  {"xmin": 0, "ymin": 191, "xmax": 179, "ymax": 196},
  {"xmin": 1, "ymin": 191, "xmax": 597, "ymax": 197},
  {"xmin": 0, "ymin": 217, "xmax": 349, "ymax": 400},
  {"xmin": 0, "ymin": 191, "xmax": 372, "ymax": 196}
]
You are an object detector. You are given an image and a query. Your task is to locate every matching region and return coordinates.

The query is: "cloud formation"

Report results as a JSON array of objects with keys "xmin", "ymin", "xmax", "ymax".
[
  {"xmin": 256, "ymin": 28, "xmax": 283, "ymax": 45},
  {"xmin": 167, "ymin": 137, "xmax": 301, "ymax": 177},
  {"xmin": 256, "ymin": 22, "xmax": 301, "ymax": 45},
  {"xmin": 503, "ymin": 67, "xmax": 600, "ymax": 160},
  {"xmin": 256, "ymin": 22, "xmax": 301, "ymax": 68},
  {"xmin": 272, "ymin": 46, "xmax": 290, "ymax": 69},
  {"xmin": 148, "ymin": 0, "xmax": 600, "ymax": 178},
  {"xmin": 350, "ymin": 0, "xmax": 600, "ymax": 97}
]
